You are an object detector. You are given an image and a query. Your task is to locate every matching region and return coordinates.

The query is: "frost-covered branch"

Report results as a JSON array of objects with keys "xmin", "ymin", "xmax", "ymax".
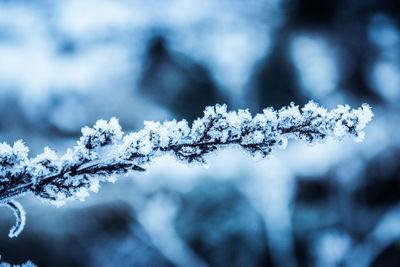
[
  {"xmin": 3, "ymin": 200, "xmax": 26, "ymax": 238},
  {"xmin": 0, "ymin": 101, "xmax": 373, "ymax": 237}
]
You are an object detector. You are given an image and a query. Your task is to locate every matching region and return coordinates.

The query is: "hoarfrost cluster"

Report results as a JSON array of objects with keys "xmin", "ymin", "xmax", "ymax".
[
  {"xmin": 0, "ymin": 255, "xmax": 36, "ymax": 267},
  {"xmin": 0, "ymin": 101, "xmax": 373, "ymax": 238}
]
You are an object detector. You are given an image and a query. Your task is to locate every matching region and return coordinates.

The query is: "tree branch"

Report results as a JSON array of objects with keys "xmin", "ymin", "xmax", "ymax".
[{"xmin": 0, "ymin": 101, "xmax": 373, "ymax": 237}]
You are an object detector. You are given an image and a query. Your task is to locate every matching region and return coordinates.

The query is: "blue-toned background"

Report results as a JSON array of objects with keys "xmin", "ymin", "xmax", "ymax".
[{"xmin": 0, "ymin": 0, "xmax": 399, "ymax": 266}]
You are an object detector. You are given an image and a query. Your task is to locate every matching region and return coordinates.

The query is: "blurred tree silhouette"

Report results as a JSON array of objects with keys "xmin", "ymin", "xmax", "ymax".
[{"xmin": 139, "ymin": 36, "xmax": 227, "ymax": 121}]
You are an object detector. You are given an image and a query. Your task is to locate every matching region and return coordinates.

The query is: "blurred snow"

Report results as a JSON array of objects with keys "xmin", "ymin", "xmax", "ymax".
[
  {"xmin": 0, "ymin": 0, "xmax": 282, "ymax": 131},
  {"xmin": 314, "ymin": 231, "xmax": 352, "ymax": 267},
  {"xmin": 367, "ymin": 14, "xmax": 400, "ymax": 106},
  {"xmin": 290, "ymin": 35, "xmax": 338, "ymax": 100},
  {"xmin": 368, "ymin": 14, "xmax": 400, "ymax": 49},
  {"xmin": 371, "ymin": 61, "xmax": 400, "ymax": 104}
]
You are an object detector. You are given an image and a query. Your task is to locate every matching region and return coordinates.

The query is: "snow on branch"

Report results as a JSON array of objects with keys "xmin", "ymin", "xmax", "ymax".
[
  {"xmin": 0, "ymin": 101, "xmax": 373, "ymax": 237},
  {"xmin": 0, "ymin": 254, "xmax": 36, "ymax": 267},
  {"xmin": 3, "ymin": 200, "xmax": 26, "ymax": 238}
]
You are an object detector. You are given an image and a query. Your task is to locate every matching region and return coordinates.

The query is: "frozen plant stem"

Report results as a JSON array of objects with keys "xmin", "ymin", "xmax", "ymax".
[{"xmin": 0, "ymin": 101, "xmax": 373, "ymax": 238}]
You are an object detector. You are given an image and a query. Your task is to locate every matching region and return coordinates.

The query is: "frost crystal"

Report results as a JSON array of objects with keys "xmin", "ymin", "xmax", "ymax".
[
  {"xmin": 3, "ymin": 200, "xmax": 26, "ymax": 238},
  {"xmin": 0, "ymin": 255, "xmax": 36, "ymax": 267},
  {"xmin": 0, "ymin": 101, "xmax": 373, "ymax": 237}
]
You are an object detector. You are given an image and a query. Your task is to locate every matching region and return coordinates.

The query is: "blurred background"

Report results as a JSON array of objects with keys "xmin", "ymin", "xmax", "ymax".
[{"xmin": 0, "ymin": 0, "xmax": 399, "ymax": 266}]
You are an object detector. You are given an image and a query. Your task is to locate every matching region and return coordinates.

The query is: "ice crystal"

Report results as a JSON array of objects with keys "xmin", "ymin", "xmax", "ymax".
[
  {"xmin": 0, "ymin": 101, "xmax": 373, "ymax": 238},
  {"xmin": 0, "ymin": 254, "xmax": 36, "ymax": 267}
]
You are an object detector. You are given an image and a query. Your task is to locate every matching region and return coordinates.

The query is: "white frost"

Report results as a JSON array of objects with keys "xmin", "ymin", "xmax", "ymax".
[{"xmin": 0, "ymin": 101, "xmax": 373, "ymax": 238}]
